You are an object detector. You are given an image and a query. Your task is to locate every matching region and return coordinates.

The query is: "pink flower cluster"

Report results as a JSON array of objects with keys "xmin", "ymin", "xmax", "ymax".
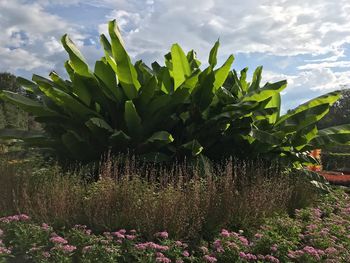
[
  {"xmin": 135, "ymin": 242, "xmax": 169, "ymax": 251},
  {"xmin": 50, "ymin": 235, "xmax": 68, "ymax": 244},
  {"xmin": 155, "ymin": 231, "xmax": 169, "ymax": 239},
  {"xmin": 0, "ymin": 214, "xmax": 30, "ymax": 223},
  {"xmin": 288, "ymin": 246, "xmax": 325, "ymax": 260}
]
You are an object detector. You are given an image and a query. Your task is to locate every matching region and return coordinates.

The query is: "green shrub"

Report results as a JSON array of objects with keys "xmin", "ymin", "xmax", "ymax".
[{"xmin": 1, "ymin": 20, "xmax": 349, "ymax": 164}]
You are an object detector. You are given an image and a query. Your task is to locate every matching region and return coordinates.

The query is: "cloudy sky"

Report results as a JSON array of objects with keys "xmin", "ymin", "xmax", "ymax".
[{"xmin": 1, "ymin": 0, "xmax": 350, "ymax": 110}]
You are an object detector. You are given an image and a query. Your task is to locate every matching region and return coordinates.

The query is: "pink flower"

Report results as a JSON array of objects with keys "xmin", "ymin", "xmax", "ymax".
[
  {"xmin": 62, "ymin": 245, "xmax": 76, "ymax": 253},
  {"xmin": 0, "ymin": 247, "xmax": 12, "ymax": 255},
  {"xmin": 265, "ymin": 255, "xmax": 280, "ymax": 263},
  {"xmin": 325, "ymin": 247, "xmax": 337, "ymax": 255},
  {"xmin": 156, "ymin": 257, "xmax": 171, "ymax": 263},
  {"xmin": 42, "ymin": 252, "xmax": 50, "ymax": 258},
  {"xmin": 135, "ymin": 243, "xmax": 147, "ymax": 250},
  {"xmin": 183, "ymin": 250, "xmax": 190, "ymax": 257},
  {"xmin": 203, "ymin": 255, "xmax": 217, "ymax": 263},
  {"xmin": 155, "ymin": 252, "xmax": 164, "ymax": 257},
  {"xmin": 220, "ymin": 229, "xmax": 230, "ymax": 237},
  {"xmin": 213, "ymin": 239, "xmax": 224, "ymax": 253},
  {"xmin": 118, "ymin": 229, "xmax": 126, "ymax": 234},
  {"xmin": 254, "ymin": 233, "xmax": 263, "ymax": 239},
  {"xmin": 50, "ymin": 236, "xmax": 68, "ymax": 244},
  {"xmin": 41, "ymin": 223, "xmax": 50, "ymax": 231},
  {"xmin": 126, "ymin": 234, "xmax": 136, "ymax": 240},
  {"xmin": 271, "ymin": 244, "xmax": 278, "ymax": 252},
  {"xmin": 155, "ymin": 231, "xmax": 169, "ymax": 239},
  {"xmin": 112, "ymin": 232, "xmax": 125, "ymax": 239},
  {"xmin": 175, "ymin": 241, "xmax": 183, "ymax": 246},
  {"xmin": 18, "ymin": 214, "xmax": 30, "ymax": 221}
]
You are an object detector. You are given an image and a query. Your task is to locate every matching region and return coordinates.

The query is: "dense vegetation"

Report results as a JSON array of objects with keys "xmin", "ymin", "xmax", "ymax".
[
  {"xmin": 1, "ymin": 20, "xmax": 350, "ymax": 263},
  {"xmin": 1, "ymin": 188, "xmax": 350, "ymax": 263},
  {"xmin": 0, "ymin": 20, "xmax": 349, "ymax": 166}
]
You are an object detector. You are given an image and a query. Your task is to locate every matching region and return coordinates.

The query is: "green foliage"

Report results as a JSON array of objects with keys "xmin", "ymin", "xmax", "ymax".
[{"xmin": 0, "ymin": 21, "xmax": 349, "ymax": 164}]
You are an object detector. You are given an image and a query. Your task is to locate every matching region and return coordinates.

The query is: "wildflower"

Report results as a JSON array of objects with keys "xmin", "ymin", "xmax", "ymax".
[
  {"xmin": 41, "ymin": 223, "xmax": 50, "ymax": 231},
  {"xmin": 156, "ymin": 257, "xmax": 171, "ymax": 263},
  {"xmin": 126, "ymin": 234, "xmax": 136, "ymax": 240},
  {"xmin": 135, "ymin": 243, "xmax": 147, "ymax": 250},
  {"xmin": 213, "ymin": 239, "xmax": 224, "ymax": 253},
  {"xmin": 112, "ymin": 232, "xmax": 125, "ymax": 239},
  {"xmin": 325, "ymin": 247, "xmax": 337, "ymax": 255},
  {"xmin": 0, "ymin": 247, "xmax": 11, "ymax": 255},
  {"xmin": 203, "ymin": 255, "xmax": 217, "ymax": 263},
  {"xmin": 18, "ymin": 214, "xmax": 30, "ymax": 221},
  {"xmin": 42, "ymin": 252, "xmax": 50, "ymax": 258},
  {"xmin": 265, "ymin": 255, "xmax": 280, "ymax": 263},
  {"xmin": 220, "ymin": 229, "xmax": 230, "ymax": 237},
  {"xmin": 155, "ymin": 252, "xmax": 165, "ymax": 257},
  {"xmin": 271, "ymin": 244, "xmax": 278, "ymax": 252},
  {"xmin": 155, "ymin": 231, "xmax": 169, "ymax": 239},
  {"xmin": 183, "ymin": 250, "xmax": 190, "ymax": 257},
  {"xmin": 254, "ymin": 233, "xmax": 263, "ymax": 239},
  {"xmin": 50, "ymin": 236, "xmax": 68, "ymax": 244},
  {"xmin": 238, "ymin": 236, "xmax": 249, "ymax": 246},
  {"xmin": 62, "ymin": 245, "xmax": 77, "ymax": 253},
  {"xmin": 118, "ymin": 229, "xmax": 126, "ymax": 234},
  {"xmin": 175, "ymin": 241, "xmax": 183, "ymax": 246}
]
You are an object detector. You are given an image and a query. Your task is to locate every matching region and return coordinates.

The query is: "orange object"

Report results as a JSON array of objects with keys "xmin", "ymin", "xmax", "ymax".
[{"xmin": 307, "ymin": 149, "xmax": 322, "ymax": 171}]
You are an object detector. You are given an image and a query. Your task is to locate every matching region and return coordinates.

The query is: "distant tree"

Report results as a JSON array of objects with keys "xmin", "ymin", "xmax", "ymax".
[
  {"xmin": 0, "ymin": 72, "xmax": 39, "ymax": 130},
  {"xmin": 318, "ymin": 87, "xmax": 350, "ymax": 129},
  {"xmin": 0, "ymin": 72, "xmax": 21, "ymax": 93}
]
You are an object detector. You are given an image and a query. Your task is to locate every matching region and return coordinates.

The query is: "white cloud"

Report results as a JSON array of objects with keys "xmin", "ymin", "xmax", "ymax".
[
  {"xmin": 298, "ymin": 61, "xmax": 350, "ymax": 70},
  {"xmin": 96, "ymin": 0, "xmax": 350, "ymax": 62},
  {"xmin": 0, "ymin": 0, "xmax": 90, "ymax": 76}
]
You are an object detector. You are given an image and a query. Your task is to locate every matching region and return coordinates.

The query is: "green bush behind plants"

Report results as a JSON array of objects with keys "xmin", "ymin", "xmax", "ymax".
[{"xmin": 0, "ymin": 20, "xmax": 349, "ymax": 164}]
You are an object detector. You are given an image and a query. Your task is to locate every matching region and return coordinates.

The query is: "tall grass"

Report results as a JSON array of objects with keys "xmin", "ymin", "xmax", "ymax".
[{"xmin": 0, "ymin": 155, "xmax": 318, "ymax": 241}]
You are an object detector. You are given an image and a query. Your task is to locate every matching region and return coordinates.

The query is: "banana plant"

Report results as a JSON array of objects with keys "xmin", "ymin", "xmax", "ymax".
[{"xmin": 0, "ymin": 20, "xmax": 349, "ymax": 165}]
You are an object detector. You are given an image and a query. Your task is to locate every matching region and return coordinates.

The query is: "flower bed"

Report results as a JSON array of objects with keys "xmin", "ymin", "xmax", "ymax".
[{"xmin": 1, "ymin": 190, "xmax": 350, "ymax": 262}]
